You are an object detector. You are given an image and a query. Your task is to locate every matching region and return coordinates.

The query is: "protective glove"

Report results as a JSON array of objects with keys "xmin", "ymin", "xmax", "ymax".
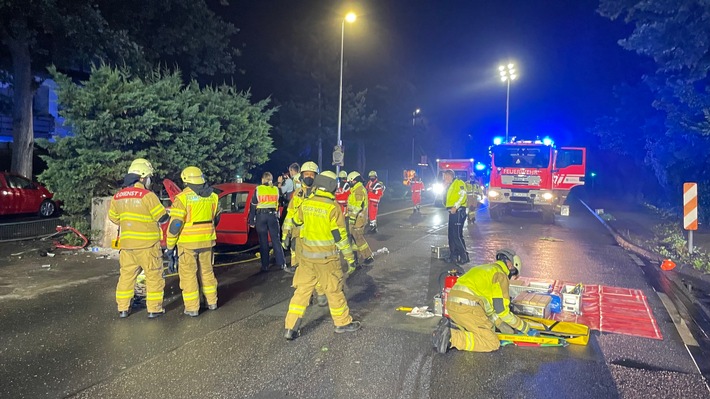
[
  {"xmin": 346, "ymin": 261, "xmax": 357, "ymax": 275},
  {"xmin": 526, "ymin": 329, "xmax": 540, "ymax": 337},
  {"xmin": 496, "ymin": 321, "xmax": 515, "ymax": 335},
  {"xmin": 165, "ymin": 248, "xmax": 178, "ymax": 274},
  {"xmin": 281, "ymin": 236, "xmax": 291, "ymax": 250}
]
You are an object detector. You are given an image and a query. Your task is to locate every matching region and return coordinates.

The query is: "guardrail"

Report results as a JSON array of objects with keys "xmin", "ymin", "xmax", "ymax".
[{"xmin": 0, "ymin": 218, "xmax": 59, "ymax": 242}]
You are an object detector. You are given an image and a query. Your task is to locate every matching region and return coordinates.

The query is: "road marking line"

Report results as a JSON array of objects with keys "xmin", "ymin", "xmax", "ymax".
[{"xmin": 657, "ymin": 292, "xmax": 699, "ymax": 347}]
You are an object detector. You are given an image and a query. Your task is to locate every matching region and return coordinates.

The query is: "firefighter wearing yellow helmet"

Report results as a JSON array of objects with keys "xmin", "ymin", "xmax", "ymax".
[
  {"xmin": 109, "ymin": 158, "xmax": 168, "ymax": 318},
  {"xmin": 365, "ymin": 170, "xmax": 385, "ymax": 233},
  {"xmin": 281, "ymin": 161, "xmax": 319, "ymax": 274},
  {"xmin": 166, "ymin": 166, "xmax": 221, "ymax": 316},
  {"xmin": 284, "ymin": 170, "xmax": 361, "ymax": 340},
  {"xmin": 432, "ymin": 248, "xmax": 536, "ymax": 354},
  {"xmin": 346, "ymin": 171, "xmax": 374, "ymax": 271}
]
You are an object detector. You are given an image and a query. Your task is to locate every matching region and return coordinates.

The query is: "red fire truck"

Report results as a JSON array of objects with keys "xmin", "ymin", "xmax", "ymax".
[
  {"xmin": 487, "ymin": 138, "xmax": 585, "ymax": 223},
  {"xmin": 431, "ymin": 159, "xmax": 475, "ymax": 205}
]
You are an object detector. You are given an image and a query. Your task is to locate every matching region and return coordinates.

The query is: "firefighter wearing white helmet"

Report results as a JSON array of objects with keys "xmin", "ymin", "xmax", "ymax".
[
  {"xmin": 166, "ymin": 166, "xmax": 221, "ymax": 316},
  {"xmin": 334, "ymin": 170, "xmax": 350, "ymax": 217},
  {"xmin": 346, "ymin": 171, "xmax": 374, "ymax": 270},
  {"xmin": 284, "ymin": 170, "xmax": 361, "ymax": 340},
  {"xmin": 432, "ymin": 248, "xmax": 537, "ymax": 354},
  {"xmin": 109, "ymin": 158, "xmax": 168, "ymax": 319},
  {"xmin": 282, "ymin": 161, "xmax": 319, "ymax": 275},
  {"xmin": 365, "ymin": 170, "xmax": 385, "ymax": 233}
]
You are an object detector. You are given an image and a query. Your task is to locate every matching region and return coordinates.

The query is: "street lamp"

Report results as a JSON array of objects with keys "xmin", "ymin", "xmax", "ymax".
[
  {"xmin": 498, "ymin": 63, "xmax": 517, "ymax": 142},
  {"xmin": 412, "ymin": 108, "xmax": 421, "ymax": 164},
  {"xmin": 336, "ymin": 12, "xmax": 357, "ymax": 175}
]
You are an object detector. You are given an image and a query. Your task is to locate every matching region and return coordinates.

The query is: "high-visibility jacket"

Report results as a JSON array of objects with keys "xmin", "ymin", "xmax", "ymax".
[
  {"xmin": 451, "ymin": 260, "xmax": 530, "ymax": 333},
  {"xmin": 445, "ymin": 178, "xmax": 467, "ymax": 208},
  {"xmin": 109, "ymin": 182, "xmax": 166, "ymax": 249},
  {"xmin": 335, "ymin": 182, "xmax": 350, "ymax": 216},
  {"xmin": 294, "ymin": 190, "xmax": 354, "ymax": 264},
  {"xmin": 465, "ymin": 182, "xmax": 474, "ymax": 207},
  {"xmin": 167, "ymin": 187, "xmax": 219, "ymax": 249},
  {"xmin": 282, "ymin": 186, "xmax": 313, "ymax": 238},
  {"xmin": 255, "ymin": 185, "xmax": 279, "ymax": 209},
  {"xmin": 347, "ymin": 182, "xmax": 368, "ymax": 225}
]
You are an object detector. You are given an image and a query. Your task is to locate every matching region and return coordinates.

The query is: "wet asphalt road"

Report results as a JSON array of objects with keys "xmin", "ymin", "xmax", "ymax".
[{"xmin": 1, "ymin": 199, "xmax": 709, "ymax": 398}]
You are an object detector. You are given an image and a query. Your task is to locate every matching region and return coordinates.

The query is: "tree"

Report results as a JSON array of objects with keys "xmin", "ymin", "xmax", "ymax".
[
  {"xmin": 0, "ymin": 0, "xmax": 238, "ymax": 178},
  {"xmin": 38, "ymin": 65, "xmax": 274, "ymax": 217}
]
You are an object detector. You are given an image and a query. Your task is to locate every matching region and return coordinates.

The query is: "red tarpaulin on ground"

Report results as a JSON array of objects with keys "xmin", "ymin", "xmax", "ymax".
[{"xmin": 514, "ymin": 278, "xmax": 663, "ymax": 341}]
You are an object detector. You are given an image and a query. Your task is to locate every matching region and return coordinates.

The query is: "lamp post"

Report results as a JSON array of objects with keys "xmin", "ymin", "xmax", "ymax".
[
  {"xmin": 412, "ymin": 108, "xmax": 420, "ymax": 164},
  {"xmin": 498, "ymin": 63, "xmax": 517, "ymax": 142},
  {"xmin": 336, "ymin": 12, "xmax": 357, "ymax": 175}
]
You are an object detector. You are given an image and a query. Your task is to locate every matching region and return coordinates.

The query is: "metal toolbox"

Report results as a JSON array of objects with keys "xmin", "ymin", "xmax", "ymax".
[
  {"xmin": 561, "ymin": 284, "xmax": 583, "ymax": 314},
  {"xmin": 509, "ymin": 280, "xmax": 552, "ymax": 298},
  {"xmin": 430, "ymin": 245, "xmax": 450, "ymax": 259},
  {"xmin": 511, "ymin": 292, "xmax": 552, "ymax": 319}
]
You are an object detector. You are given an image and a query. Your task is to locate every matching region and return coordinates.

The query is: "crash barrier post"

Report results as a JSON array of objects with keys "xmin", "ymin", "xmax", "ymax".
[{"xmin": 683, "ymin": 182, "xmax": 698, "ymax": 254}]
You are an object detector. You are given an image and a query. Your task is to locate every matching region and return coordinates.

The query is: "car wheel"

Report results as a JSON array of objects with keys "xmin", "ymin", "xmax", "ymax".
[{"xmin": 39, "ymin": 200, "xmax": 56, "ymax": 217}]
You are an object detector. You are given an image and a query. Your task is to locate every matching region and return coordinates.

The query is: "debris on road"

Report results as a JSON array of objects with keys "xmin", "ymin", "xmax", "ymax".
[
  {"xmin": 405, "ymin": 306, "xmax": 435, "ymax": 318},
  {"xmin": 539, "ymin": 237, "xmax": 564, "ymax": 242}
]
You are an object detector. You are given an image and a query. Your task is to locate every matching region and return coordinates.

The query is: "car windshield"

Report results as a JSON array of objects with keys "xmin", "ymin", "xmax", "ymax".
[{"xmin": 492, "ymin": 145, "xmax": 551, "ymax": 168}]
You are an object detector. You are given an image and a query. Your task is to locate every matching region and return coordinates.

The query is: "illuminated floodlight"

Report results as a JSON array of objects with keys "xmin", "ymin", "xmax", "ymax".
[
  {"xmin": 475, "ymin": 162, "xmax": 486, "ymax": 171},
  {"xmin": 542, "ymin": 137, "xmax": 553, "ymax": 146},
  {"xmin": 493, "ymin": 137, "xmax": 504, "ymax": 145}
]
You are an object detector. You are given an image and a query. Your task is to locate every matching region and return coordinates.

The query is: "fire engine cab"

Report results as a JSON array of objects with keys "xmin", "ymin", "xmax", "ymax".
[{"xmin": 487, "ymin": 137, "xmax": 585, "ymax": 223}]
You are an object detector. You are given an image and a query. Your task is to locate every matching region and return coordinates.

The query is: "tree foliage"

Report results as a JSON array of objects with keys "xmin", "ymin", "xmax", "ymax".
[
  {"xmin": 596, "ymin": 0, "xmax": 710, "ymax": 218},
  {"xmin": 38, "ymin": 65, "xmax": 274, "ymax": 216}
]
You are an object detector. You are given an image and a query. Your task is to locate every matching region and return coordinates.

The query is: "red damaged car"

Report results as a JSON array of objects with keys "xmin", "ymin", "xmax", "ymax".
[{"xmin": 0, "ymin": 172, "xmax": 58, "ymax": 217}]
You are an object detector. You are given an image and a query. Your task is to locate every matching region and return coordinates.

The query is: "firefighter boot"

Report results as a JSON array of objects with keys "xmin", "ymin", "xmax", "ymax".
[
  {"xmin": 147, "ymin": 310, "xmax": 165, "ymax": 319},
  {"xmin": 285, "ymin": 319, "xmax": 302, "ymax": 341},
  {"xmin": 184, "ymin": 310, "xmax": 199, "ymax": 317},
  {"xmin": 208, "ymin": 304, "xmax": 218, "ymax": 310},
  {"xmin": 118, "ymin": 310, "xmax": 131, "ymax": 318},
  {"xmin": 432, "ymin": 317, "xmax": 452, "ymax": 354},
  {"xmin": 282, "ymin": 264, "xmax": 297, "ymax": 274},
  {"xmin": 334, "ymin": 321, "xmax": 362, "ymax": 334},
  {"xmin": 317, "ymin": 295, "xmax": 328, "ymax": 307},
  {"xmin": 362, "ymin": 257, "xmax": 374, "ymax": 265}
]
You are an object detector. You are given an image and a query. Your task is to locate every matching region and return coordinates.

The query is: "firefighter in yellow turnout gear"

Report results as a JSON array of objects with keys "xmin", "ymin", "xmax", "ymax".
[
  {"xmin": 166, "ymin": 166, "xmax": 221, "ymax": 317},
  {"xmin": 432, "ymin": 249, "xmax": 538, "ymax": 353},
  {"xmin": 283, "ymin": 171, "xmax": 362, "ymax": 340},
  {"xmin": 346, "ymin": 171, "xmax": 374, "ymax": 272},
  {"xmin": 109, "ymin": 159, "xmax": 168, "ymax": 318}
]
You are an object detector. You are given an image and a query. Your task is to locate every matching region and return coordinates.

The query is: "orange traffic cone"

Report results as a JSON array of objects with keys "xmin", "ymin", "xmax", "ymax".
[{"xmin": 660, "ymin": 259, "xmax": 676, "ymax": 271}]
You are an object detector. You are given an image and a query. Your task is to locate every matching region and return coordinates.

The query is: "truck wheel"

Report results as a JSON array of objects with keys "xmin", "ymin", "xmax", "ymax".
[
  {"xmin": 489, "ymin": 206, "xmax": 503, "ymax": 221},
  {"xmin": 542, "ymin": 210, "xmax": 555, "ymax": 224}
]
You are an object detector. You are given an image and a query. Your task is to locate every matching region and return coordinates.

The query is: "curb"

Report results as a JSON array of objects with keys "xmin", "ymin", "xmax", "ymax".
[{"xmin": 578, "ymin": 198, "xmax": 710, "ymax": 328}]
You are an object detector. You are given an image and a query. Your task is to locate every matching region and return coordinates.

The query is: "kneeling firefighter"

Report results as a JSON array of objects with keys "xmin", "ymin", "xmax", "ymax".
[
  {"xmin": 166, "ymin": 166, "xmax": 221, "ymax": 317},
  {"xmin": 432, "ymin": 248, "xmax": 538, "ymax": 354},
  {"xmin": 283, "ymin": 171, "xmax": 361, "ymax": 340}
]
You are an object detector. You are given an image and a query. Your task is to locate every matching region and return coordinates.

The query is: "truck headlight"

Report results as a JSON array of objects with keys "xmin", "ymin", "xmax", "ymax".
[
  {"xmin": 488, "ymin": 190, "xmax": 500, "ymax": 198},
  {"xmin": 542, "ymin": 192, "xmax": 553, "ymax": 200},
  {"xmin": 432, "ymin": 183, "xmax": 444, "ymax": 195}
]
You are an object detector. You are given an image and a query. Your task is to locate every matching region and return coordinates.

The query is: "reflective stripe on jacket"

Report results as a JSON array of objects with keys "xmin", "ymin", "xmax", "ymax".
[
  {"xmin": 256, "ymin": 185, "xmax": 279, "ymax": 209},
  {"xmin": 452, "ymin": 260, "xmax": 529, "ymax": 332},
  {"xmin": 167, "ymin": 187, "xmax": 218, "ymax": 249},
  {"xmin": 294, "ymin": 190, "xmax": 354, "ymax": 263},
  {"xmin": 347, "ymin": 182, "xmax": 367, "ymax": 223},
  {"xmin": 445, "ymin": 178, "xmax": 467, "ymax": 208},
  {"xmin": 108, "ymin": 183, "xmax": 166, "ymax": 249},
  {"xmin": 282, "ymin": 186, "xmax": 312, "ymax": 237}
]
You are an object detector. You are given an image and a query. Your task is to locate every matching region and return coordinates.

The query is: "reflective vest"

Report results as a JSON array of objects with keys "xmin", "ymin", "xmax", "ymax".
[
  {"xmin": 108, "ymin": 183, "xmax": 166, "ymax": 249},
  {"xmin": 294, "ymin": 190, "xmax": 354, "ymax": 263},
  {"xmin": 347, "ymin": 182, "xmax": 367, "ymax": 222},
  {"xmin": 445, "ymin": 178, "xmax": 467, "ymax": 208},
  {"xmin": 335, "ymin": 182, "xmax": 350, "ymax": 216},
  {"xmin": 167, "ymin": 187, "xmax": 219, "ymax": 249},
  {"xmin": 256, "ymin": 185, "xmax": 279, "ymax": 209},
  {"xmin": 451, "ymin": 261, "xmax": 529, "ymax": 332},
  {"xmin": 282, "ymin": 186, "xmax": 313, "ymax": 236}
]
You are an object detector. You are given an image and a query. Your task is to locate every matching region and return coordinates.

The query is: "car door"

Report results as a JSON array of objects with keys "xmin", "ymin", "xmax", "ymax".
[
  {"xmin": 8, "ymin": 175, "xmax": 41, "ymax": 213},
  {"xmin": 0, "ymin": 174, "xmax": 15, "ymax": 215},
  {"xmin": 215, "ymin": 191, "xmax": 251, "ymax": 245},
  {"xmin": 553, "ymin": 147, "xmax": 586, "ymax": 190}
]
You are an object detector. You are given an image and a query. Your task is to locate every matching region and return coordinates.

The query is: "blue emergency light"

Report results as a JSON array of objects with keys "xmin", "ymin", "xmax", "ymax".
[{"xmin": 493, "ymin": 137, "xmax": 503, "ymax": 145}]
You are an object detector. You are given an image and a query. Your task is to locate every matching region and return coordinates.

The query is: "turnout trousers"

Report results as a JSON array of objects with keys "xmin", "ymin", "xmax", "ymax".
[
  {"xmin": 447, "ymin": 295, "xmax": 500, "ymax": 352},
  {"xmin": 178, "ymin": 247, "xmax": 218, "ymax": 312},
  {"xmin": 349, "ymin": 215, "xmax": 373, "ymax": 261},
  {"xmin": 285, "ymin": 258, "xmax": 352, "ymax": 329},
  {"xmin": 116, "ymin": 243, "xmax": 164, "ymax": 313},
  {"xmin": 256, "ymin": 212, "xmax": 286, "ymax": 270},
  {"xmin": 447, "ymin": 208, "xmax": 468, "ymax": 260}
]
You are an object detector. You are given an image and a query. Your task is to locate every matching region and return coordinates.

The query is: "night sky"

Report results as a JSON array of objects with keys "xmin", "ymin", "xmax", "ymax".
[{"xmin": 219, "ymin": 0, "xmax": 645, "ymax": 163}]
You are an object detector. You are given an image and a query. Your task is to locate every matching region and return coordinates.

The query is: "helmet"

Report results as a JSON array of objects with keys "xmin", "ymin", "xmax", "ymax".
[
  {"xmin": 181, "ymin": 166, "xmax": 205, "ymax": 185},
  {"xmin": 496, "ymin": 248, "xmax": 522, "ymax": 278},
  {"xmin": 347, "ymin": 171, "xmax": 361, "ymax": 181},
  {"xmin": 368, "ymin": 170, "xmax": 377, "ymax": 178},
  {"xmin": 128, "ymin": 158, "xmax": 154, "ymax": 178},
  {"xmin": 338, "ymin": 170, "xmax": 347, "ymax": 179},
  {"xmin": 314, "ymin": 170, "xmax": 338, "ymax": 194},
  {"xmin": 301, "ymin": 161, "xmax": 319, "ymax": 174}
]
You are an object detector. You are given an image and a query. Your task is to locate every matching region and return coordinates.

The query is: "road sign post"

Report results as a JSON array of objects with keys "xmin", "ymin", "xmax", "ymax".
[{"xmin": 683, "ymin": 182, "xmax": 698, "ymax": 254}]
